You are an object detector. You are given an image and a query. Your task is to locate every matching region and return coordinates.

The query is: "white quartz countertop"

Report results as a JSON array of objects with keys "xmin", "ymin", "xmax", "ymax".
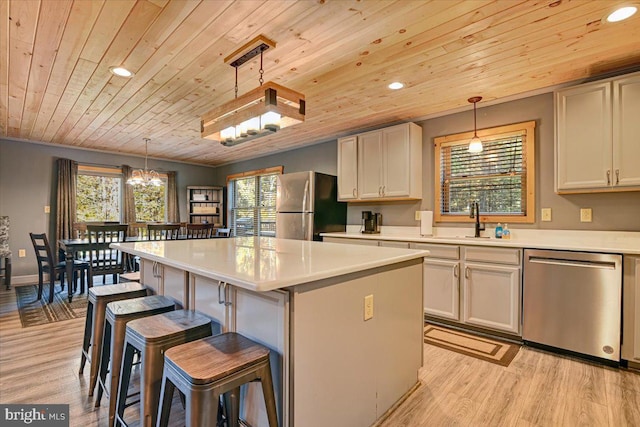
[
  {"xmin": 112, "ymin": 237, "xmax": 428, "ymax": 292},
  {"xmin": 321, "ymin": 226, "xmax": 640, "ymax": 255}
]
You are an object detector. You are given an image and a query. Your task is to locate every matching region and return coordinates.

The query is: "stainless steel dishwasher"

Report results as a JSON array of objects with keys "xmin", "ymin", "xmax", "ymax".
[{"xmin": 523, "ymin": 249, "xmax": 622, "ymax": 362}]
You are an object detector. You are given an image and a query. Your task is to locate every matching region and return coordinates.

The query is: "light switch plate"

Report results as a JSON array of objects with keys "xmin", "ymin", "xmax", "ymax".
[
  {"xmin": 541, "ymin": 208, "xmax": 552, "ymax": 222},
  {"xmin": 44, "ymin": 205, "xmax": 50, "ymax": 214},
  {"xmin": 580, "ymin": 208, "xmax": 592, "ymax": 222},
  {"xmin": 18, "ymin": 249, "xmax": 26, "ymax": 257},
  {"xmin": 364, "ymin": 294, "xmax": 374, "ymax": 321},
  {"xmin": 415, "ymin": 211, "xmax": 421, "ymax": 221}
]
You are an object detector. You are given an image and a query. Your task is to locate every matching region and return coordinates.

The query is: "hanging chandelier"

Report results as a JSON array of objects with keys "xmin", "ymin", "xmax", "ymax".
[
  {"xmin": 467, "ymin": 96, "xmax": 483, "ymax": 153},
  {"xmin": 200, "ymin": 35, "xmax": 305, "ymax": 147},
  {"xmin": 127, "ymin": 138, "xmax": 163, "ymax": 186}
]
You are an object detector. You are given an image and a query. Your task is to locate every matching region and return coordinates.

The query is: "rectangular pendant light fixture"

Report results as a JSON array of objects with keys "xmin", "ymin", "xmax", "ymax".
[{"xmin": 200, "ymin": 35, "xmax": 306, "ymax": 146}]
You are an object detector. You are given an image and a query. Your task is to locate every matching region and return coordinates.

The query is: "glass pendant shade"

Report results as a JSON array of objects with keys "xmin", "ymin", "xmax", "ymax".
[{"xmin": 468, "ymin": 96, "xmax": 483, "ymax": 153}]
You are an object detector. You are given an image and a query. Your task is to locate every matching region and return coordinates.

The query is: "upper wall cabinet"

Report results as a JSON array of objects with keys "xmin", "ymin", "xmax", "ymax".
[
  {"xmin": 555, "ymin": 72, "xmax": 640, "ymax": 193},
  {"xmin": 337, "ymin": 123, "xmax": 422, "ymax": 201}
]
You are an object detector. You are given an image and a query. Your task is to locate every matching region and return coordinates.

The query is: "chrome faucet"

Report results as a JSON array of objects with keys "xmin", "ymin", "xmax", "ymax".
[{"xmin": 469, "ymin": 200, "xmax": 485, "ymax": 238}]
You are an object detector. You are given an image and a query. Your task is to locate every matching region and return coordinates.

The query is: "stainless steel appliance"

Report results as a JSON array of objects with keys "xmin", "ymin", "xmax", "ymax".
[
  {"xmin": 361, "ymin": 211, "xmax": 381, "ymax": 234},
  {"xmin": 523, "ymin": 249, "xmax": 622, "ymax": 362},
  {"xmin": 275, "ymin": 171, "xmax": 347, "ymax": 241}
]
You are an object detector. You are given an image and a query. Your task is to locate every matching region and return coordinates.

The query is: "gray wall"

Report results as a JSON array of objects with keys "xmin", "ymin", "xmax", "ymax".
[
  {"xmin": 214, "ymin": 92, "xmax": 640, "ymax": 232},
  {"xmin": 0, "ymin": 138, "xmax": 215, "ymax": 276}
]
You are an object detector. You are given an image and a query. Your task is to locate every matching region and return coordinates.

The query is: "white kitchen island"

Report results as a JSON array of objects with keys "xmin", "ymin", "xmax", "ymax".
[{"xmin": 112, "ymin": 237, "xmax": 428, "ymax": 427}]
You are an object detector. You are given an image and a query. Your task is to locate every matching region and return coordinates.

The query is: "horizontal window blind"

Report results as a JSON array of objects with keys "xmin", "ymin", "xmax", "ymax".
[
  {"xmin": 440, "ymin": 135, "xmax": 526, "ymax": 216},
  {"xmin": 229, "ymin": 173, "xmax": 278, "ymax": 237}
]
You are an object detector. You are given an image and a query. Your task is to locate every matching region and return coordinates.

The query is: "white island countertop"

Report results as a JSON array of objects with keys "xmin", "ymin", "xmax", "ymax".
[{"xmin": 112, "ymin": 237, "xmax": 428, "ymax": 292}]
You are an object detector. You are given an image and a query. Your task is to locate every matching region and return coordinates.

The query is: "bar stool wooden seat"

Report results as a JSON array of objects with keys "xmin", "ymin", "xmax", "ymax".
[
  {"xmin": 115, "ymin": 310, "xmax": 213, "ymax": 427},
  {"xmin": 119, "ymin": 271, "xmax": 140, "ymax": 282},
  {"xmin": 95, "ymin": 295, "xmax": 176, "ymax": 427},
  {"xmin": 157, "ymin": 332, "xmax": 278, "ymax": 427},
  {"xmin": 80, "ymin": 282, "xmax": 148, "ymax": 396}
]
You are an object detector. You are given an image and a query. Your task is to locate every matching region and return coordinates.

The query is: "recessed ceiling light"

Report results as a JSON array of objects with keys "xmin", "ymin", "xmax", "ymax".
[
  {"xmin": 388, "ymin": 82, "xmax": 404, "ymax": 90},
  {"xmin": 109, "ymin": 66, "xmax": 134, "ymax": 78},
  {"xmin": 606, "ymin": 5, "xmax": 637, "ymax": 22}
]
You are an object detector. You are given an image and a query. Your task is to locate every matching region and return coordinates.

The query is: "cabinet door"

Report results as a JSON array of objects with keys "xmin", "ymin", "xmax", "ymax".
[
  {"xmin": 382, "ymin": 125, "xmax": 411, "ymax": 197},
  {"xmin": 423, "ymin": 259, "xmax": 460, "ymax": 321},
  {"xmin": 613, "ymin": 75, "xmax": 640, "ymax": 188},
  {"xmin": 462, "ymin": 262, "xmax": 520, "ymax": 334},
  {"xmin": 160, "ymin": 264, "xmax": 188, "ymax": 309},
  {"xmin": 190, "ymin": 275, "xmax": 229, "ymax": 335},
  {"xmin": 337, "ymin": 136, "xmax": 359, "ymax": 200},
  {"xmin": 140, "ymin": 259, "xmax": 160, "ymax": 294},
  {"xmin": 556, "ymin": 83, "xmax": 612, "ymax": 190},
  {"xmin": 232, "ymin": 287, "xmax": 289, "ymax": 427},
  {"xmin": 358, "ymin": 131, "xmax": 383, "ymax": 199}
]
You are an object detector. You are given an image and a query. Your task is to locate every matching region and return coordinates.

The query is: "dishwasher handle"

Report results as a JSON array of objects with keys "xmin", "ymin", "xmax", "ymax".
[{"xmin": 527, "ymin": 256, "xmax": 617, "ymax": 270}]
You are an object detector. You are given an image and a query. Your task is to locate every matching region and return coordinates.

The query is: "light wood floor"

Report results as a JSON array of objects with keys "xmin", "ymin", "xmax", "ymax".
[{"xmin": 1, "ymin": 284, "xmax": 639, "ymax": 427}]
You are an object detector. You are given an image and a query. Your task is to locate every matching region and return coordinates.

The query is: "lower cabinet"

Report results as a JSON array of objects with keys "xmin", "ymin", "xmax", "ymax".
[
  {"xmin": 140, "ymin": 259, "xmax": 188, "ymax": 309},
  {"xmin": 190, "ymin": 274, "xmax": 290, "ymax": 427},
  {"xmin": 623, "ymin": 256, "xmax": 640, "ymax": 363},
  {"xmin": 410, "ymin": 243, "xmax": 522, "ymax": 335}
]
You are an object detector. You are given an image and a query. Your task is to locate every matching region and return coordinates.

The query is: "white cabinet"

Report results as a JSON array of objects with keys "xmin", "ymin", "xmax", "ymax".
[
  {"xmin": 337, "ymin": 122, "xmax": 422, "ymax": 201},
  {"xmin": 140, "ymin": 259, "xmax": 188, "ymax": 309},
  {"xmin": 555, "ymin": 71, "xmax": 640, "ymax": 192},
  {"xmin": 410, "ymin": 242, "xmax": 522, "ymax": 336},
  {"xmin": 622, "ymin": 256, "xmax": 640, "ymax": 363},
  {"xmin": 337, "ymin": 136, "xmax": 358, "ymax": 200}
]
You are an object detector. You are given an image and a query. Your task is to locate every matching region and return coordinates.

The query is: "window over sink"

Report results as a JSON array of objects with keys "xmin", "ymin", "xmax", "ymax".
[{"xmin": 434, "ymin": 121, "xmax": 535, "ymax": 223}]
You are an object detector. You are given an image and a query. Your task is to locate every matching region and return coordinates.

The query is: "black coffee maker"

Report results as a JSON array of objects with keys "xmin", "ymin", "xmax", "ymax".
[{"xmin": 362, "ymin": 211, "xmax": 381, "ymax": 234}]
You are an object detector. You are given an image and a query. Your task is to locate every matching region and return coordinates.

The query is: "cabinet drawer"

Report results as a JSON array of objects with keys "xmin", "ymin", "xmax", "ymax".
[
  {"xmin": 463, "ymin": 246, "xmax": 521, "ymax": 265},
  {"xmin": 379, "ymin": 241, "xmax": 410, "ymax": 248},
  {"xmin": 323, "ymin": 237, "xmax": 379, "ymax": 246},
  {"xmin": 410, "ymin": 243, "xmax": 459, "ymax": 260}
]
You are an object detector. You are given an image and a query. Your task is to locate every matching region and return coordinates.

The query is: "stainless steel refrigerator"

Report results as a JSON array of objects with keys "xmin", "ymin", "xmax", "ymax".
[{"xmin": 276, "ymin": 171, "xmax": 347, "ymax": 241}]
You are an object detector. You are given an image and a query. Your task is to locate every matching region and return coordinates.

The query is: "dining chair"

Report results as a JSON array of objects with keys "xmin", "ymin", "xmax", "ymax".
[
  {"xmin": 185, "ymin": 223, "xmax": 213, "ymax": 239},
  {"xmin": 29, "ymin": 232, "xmax": 89, "ymax": 302},
  {"xmin": 87, "ymin": 224, "xmax": 128, "ymax": 286},
  {"xmin": 216, "ymin": 228, "xmax": 231, "ymax": 237},
  {"xmin": 1, "ymin": 216, "xmax": 11, "ymax": 290},
  {"xmin": 147, "ymin": 224, "xmax": 180, "ymax": 241}
]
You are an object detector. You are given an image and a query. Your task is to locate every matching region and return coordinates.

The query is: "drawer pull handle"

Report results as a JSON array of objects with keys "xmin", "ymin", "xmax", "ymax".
[
  {"xmin": 453, "ymin": 264, "xmax": 459, "ymax": 278},
  {"xmin": 465, "ymin": 266, "xmax": 470, "ymax": 279},
  {"xmin": 218, "ymin": 281, "xmax": 225, "ymax": 305},
  {"xmin": 615, "ymin": 169, "xmax": 619, "ymax": 185},
  {"xmin": 607, "ymin": 170, "xmax": 611, "ymax": 185}
]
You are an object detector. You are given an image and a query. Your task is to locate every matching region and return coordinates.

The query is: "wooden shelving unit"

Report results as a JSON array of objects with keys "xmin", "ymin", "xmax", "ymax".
[{"xmin": 187, "ymin": 186, "xmax": 224, "ymax": 226}]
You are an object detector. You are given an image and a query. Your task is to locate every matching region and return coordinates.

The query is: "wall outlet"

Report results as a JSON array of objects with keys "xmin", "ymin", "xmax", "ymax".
[
  {"xmin": 414, "ymin": 211, "xmax": 421, "ymax": 221},
  {"xmin": 541, "ymin": 208, "xmax": 552, "ymax": 222},
  {"xmin": 44, "ymin": 205, "xmax": 50, "ymax": 213},
  {"xmin": 364, "ymin": 294, "xmax": 374, "ymax": 321},
  {"xmin": 580, "ymin": 208, "xmax": 592, "ymax": 222},
  {"xmin": 18, "ymin": 249, "xmax": 26, "ymax": 257}
]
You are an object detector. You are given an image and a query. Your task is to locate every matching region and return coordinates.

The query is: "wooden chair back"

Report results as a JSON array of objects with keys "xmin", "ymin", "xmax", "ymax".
[
  {"xmin": 147, "ymin": 224, "xmax": 180, "ymax": 240},
  {"xmin": 86, "ymin": 225, "xmax": 128, "ymax": 278},
  {"xmin": 72, "ymin": 222, "xmax": 88, "ymax": 239},
  {"xmin": 29, "ymin": 232, "xmax": 55, "ymax": 273},
  {"xmin": 185, "ymin": 223, "xmax": 213, "ymax": 239},
  {"xmin": 128, "ymin": 222, "xmax": 148, "ymax": 239}
]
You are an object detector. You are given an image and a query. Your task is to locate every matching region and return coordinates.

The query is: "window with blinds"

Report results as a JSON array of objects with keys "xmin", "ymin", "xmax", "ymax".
[
  {"xmin": 434, "ymin": 121, "xmax": 535, "ymax": 223},
  {"xmin": 227, "ymin": 167, "xmax": 282, "ymax": 237}
]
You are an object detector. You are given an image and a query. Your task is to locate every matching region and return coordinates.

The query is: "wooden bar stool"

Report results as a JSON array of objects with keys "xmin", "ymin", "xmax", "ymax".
[
  {"xmin": 115, "ymin": 310, "xmax": 213, "ymax": 427},
  {"xmin": 119, "ymin": 272, "xmax": 140, "ymax": 282},
  {"xmin": 80, "ymin": 282, "xmax": 148, "ymax": 396},
  {"xmin": 157, "ymin": 332, "xmax": 278, "ymax": 427},
  {"xmin": 95, "ymin": 295, "xmax": 176, "ymax": 427}
]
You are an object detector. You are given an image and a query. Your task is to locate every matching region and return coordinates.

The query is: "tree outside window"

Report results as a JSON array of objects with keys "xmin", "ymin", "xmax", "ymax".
[
  {"xmin": 76, "ymin": 172, "xmax": 121, "ymax": 222},
  {"xmin": 133, "ymin": 181, "xmax": 166, "ymax": 222}
]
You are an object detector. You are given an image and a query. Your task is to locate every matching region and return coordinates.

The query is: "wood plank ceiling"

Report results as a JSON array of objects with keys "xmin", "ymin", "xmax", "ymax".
[{"xmin": 1, "ymin": 0, "xmax": 639, "ymax": 166}]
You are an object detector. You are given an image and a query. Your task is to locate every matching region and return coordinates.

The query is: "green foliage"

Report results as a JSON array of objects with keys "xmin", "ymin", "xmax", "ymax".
[
  {"xmin": 76, "ymin": 175, "xmax": 121, "ymax": 221},
  {"xmin": 133, "ymin": 183, "xmax": 166, "ymax": 222}
]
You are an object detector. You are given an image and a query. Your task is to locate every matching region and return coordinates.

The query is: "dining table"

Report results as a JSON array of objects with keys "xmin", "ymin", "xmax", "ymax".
[{"xmin": 58, "ymin": 234, "xmax": 227, "ymax": 302}]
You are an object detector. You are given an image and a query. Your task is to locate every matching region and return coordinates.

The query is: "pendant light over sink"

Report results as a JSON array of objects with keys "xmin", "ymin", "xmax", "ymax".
[{"xmin": 468, "ymin": 96, "xmax": 483, "ymax": 153}]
